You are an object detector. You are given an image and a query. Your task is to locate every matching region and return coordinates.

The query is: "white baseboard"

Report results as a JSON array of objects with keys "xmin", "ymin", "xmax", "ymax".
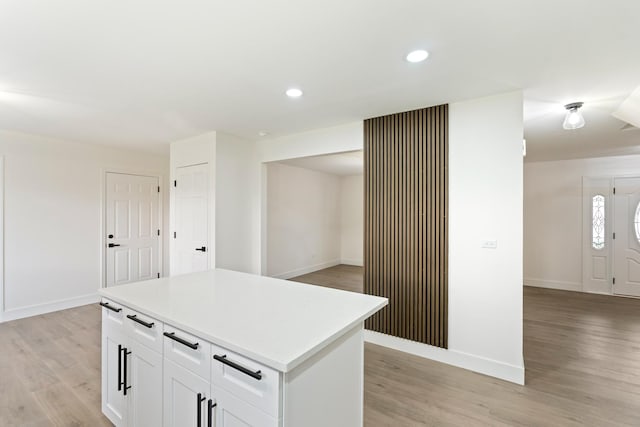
[
  {"xmin": 340, "ymin": 259, "xmax": 363, "ymax": 267},
  {"xmin": 0, "ymin": 293, "xmax": 100, "ymax": 323},
  {"xmin": 273, "ymin": 260, "xmax": 341, "ymax": 280},
  {"xmin": 524, "ymin": 277, "xmax": 582, "ymax": 292},
  {"xmin": 364, "ymin": 330, "xmax": 525, "ymax": 385}
]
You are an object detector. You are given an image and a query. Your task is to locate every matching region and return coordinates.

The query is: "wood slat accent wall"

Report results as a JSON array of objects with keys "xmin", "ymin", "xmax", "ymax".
[{"xmin": 364, "ymin": 104, "xmax": 448, "ymax": 348}]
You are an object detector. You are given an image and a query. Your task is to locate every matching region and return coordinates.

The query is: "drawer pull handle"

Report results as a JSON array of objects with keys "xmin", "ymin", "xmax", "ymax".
[
  {"xmin": 214, "ymin": 354, "xmax": 262, "ymax": 380},
  {"xmin": 126, "ymin": 314, "xmax": 154, "ymax": 329},
  {"xmin": 163, "ymin": 332, "xmax": 199, "ymax": 350},
  {"xmin": 118, "ymin": 344, "xmax": 123, "ymax": 391},
  {"xmin": 208, "ymin": 399, "xmax": 216, "ymax": 427},
  {"xmin": 100, "ymin": 301, "xmax": 122, "ymax": 313},
  {"xmin": 197, "ymin": 393, "xmax": 206, "ymax": 427}
]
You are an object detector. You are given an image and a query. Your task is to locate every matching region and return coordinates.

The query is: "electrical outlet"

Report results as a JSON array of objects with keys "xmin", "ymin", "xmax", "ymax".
[{"xmin": 482, "ymin": 240, "xmax": 498, "ymax": 249}]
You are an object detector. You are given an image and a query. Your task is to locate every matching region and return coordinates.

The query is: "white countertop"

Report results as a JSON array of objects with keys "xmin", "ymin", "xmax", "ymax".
[{"xmin": 98, "ymin": 269, "xmax": 387, "ymax": 372}]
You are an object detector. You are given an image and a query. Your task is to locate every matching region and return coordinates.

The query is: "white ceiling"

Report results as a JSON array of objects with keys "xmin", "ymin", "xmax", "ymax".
[
  {"xmin": 278, "ymin": 151, "xmax": 363, "ymax": 176},
  {"xmin": 1, "ymin": 1, "xmax": 639, "ymax": 160}
]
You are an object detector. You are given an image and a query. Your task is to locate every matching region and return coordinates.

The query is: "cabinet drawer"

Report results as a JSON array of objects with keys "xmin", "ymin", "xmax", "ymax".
[
  {"xmin": 211, "ymin": 343, "xmax": 281, "ymax": 418},
  {"xmin": 123, "ymin": 308, "xmax": 163, "ymax": 353},
  {"xmin": 100, "ymin": 298, "xmax": 125, "ymax": 334},
  {"xmin": 163, "ymin": 324, "xmax": 211, "ymax": 380},
  {"xmin": 213, "ymin": 386, "xmax": 279, "ymax": 427}
]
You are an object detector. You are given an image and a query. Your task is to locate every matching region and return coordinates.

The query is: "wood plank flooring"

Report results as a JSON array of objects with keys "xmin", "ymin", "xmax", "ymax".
[
  {"xmin": 0, "ymin": 304, "xmax": 111, "ymax": 426},
  {"xmin": 1, "ymin": 272, "xmax": 639, "ymax": 426},
  {"xmin": 292, "ymin": 266, "xmax": 640, "ymax": 426},
  {"xmin": 290, "ymin": 264, "xmax": 364, "ymax": 293}
]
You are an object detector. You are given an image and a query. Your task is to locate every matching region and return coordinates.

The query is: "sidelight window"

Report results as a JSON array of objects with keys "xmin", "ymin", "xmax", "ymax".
[
  {"xmin": 592, "ymin": 195, "xmax": 605, "ymax": 250},
  {"xmin": 635, "ymin": 202, "xmax": 640, "ymax": 244}
]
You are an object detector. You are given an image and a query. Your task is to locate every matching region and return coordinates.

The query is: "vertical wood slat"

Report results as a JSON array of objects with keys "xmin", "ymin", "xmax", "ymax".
[{"xmin": 364, "ymin": 104, "xmax": 448, "ymax": 348}]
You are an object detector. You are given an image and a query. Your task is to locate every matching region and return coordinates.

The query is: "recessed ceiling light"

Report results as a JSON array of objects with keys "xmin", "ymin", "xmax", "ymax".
[
  {"xmin": 286, "ymin": 88, "xmax": 303, "ymax": 98},
  {"xmin": 406, "ymin": 50, "xmax": 429, "ymax": 63},
  {"xmin": 258, "ymin": 131, "xmax": 269, "ymax": 137}
]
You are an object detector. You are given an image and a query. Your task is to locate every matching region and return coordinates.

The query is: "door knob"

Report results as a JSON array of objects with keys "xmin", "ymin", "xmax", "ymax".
[
  {"xmin": 195, "ymin": 246, "xmax": 207, "ymax": 252},
  {"xmin": 108, "ymin": 243, "xmax": 121, "ymax": 248}
]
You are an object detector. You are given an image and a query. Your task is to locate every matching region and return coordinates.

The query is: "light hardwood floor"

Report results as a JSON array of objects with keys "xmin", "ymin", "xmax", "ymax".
[
  {"xmin": 0, "ymin": 304, "xmax": 111, "ymax": 427},
  {"xmin": 1, "ymin": 273, "xmax": 640, "ymax": 426},
  {"xmin": 290, "ymin": 264, "xmax": 364, "ymax": 293},
  {"xmin": 292, "ymin": 266, "xmax": 640, "ymax": 426}
]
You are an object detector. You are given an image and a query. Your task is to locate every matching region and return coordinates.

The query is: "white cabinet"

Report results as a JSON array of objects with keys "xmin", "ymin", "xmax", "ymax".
[
  {"xmin": 127, "ymin": 341, "xmax": 163, "ymax": 427},
  {"xmin": 101, "ymin": 299, "xmax": 163, "ymax": 427},
  {"xmin": 163, "ymin": 359, "xmax": 211, "ymax": 427},
  {"xmin": 210, "ymin": 344, "xmax": 280, "ymax": 418},
  {"xmin": 213, "ymin": 387, "xmax": 278, "ymax": 427},
  {"xmin": 101, "ymin": 300, "xmax": 126, "ymax": 426},
  {"xmin": 102, "ymin": 296, "xmax": 369, "ymax": 427}
]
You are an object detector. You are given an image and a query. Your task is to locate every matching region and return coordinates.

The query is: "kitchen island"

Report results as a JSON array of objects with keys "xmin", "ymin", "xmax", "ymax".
[{"xmin": 98, "ymin": 269, "xmax": 387, "ymax": 427}]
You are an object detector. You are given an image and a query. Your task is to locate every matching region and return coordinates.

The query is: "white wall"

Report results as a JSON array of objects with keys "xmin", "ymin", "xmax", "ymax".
[
  {"xmin": 524, "ymin": 154, "xmax": 640, "ymax": 292},
  {"xmin": 266, "ymin": 163, "xmax": 341, "ymax": 278},
  {"xmin": 340, "ymin": 174, "xmax": 363, "ymax": 266},
  {"xmin": 256, "ymin": 122, "xmax": 364, "ymax": 275},
  {"xmin": 0, "ymin": 130, "xmax": 169, "ymax": 322},
  {"xmin": 258, "ymin": 96, "xmax": 525, "ymax": 384},
  {"xmin": 366, "ymin": 91, "xmax": 525, "ymax": 384},
  {"xmin": 216, "ymin": 132, "xmax": 258, "ymax": 273}
]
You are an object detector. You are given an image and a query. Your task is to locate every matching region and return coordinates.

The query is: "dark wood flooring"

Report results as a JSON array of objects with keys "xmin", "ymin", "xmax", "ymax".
[{"xmin": 1, "ymin": 269, "xmax": 639, "ymax": 426}]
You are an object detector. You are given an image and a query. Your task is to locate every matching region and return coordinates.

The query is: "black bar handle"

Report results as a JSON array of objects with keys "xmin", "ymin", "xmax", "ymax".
[
  {"xmin": 208, "ymin": 399, "xmax": 217, "ymax": 427},
  {"xmin": 100, "ymin": 301, "xmax": 122, "ymax": 313},
  {"xmin": 118, "ymin": 344, "xmax": 123, "ymax": 391},
  {"xmin": 123, "ymin": 348, "xmax": 132, "ymax": 395},
  {"xmin": 108, "ymin": 243, "xmax": 121, "ymax": 248},
  {"xmin": 213, "ymin": 354, "xmax": 262, "ymax": 380},
  {"xmin": 197, "ymin": 393, "xmax": 206, "ymax": 427},
  {"xmin": 163, "ymin": 332, "xmax": 199, "ymax": 350},
  {"xmin": 127, "ymin": 314, "xmax": 154, "ymax": 329},
  {"xmin": 195, "ymin": 246, "xmax": 206, "ymax": 252}
]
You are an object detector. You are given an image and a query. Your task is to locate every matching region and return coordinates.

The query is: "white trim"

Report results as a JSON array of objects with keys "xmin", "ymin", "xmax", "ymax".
[
  {"xmin": 340, "ymin": 259, "xmax": 363, "ymax": 267},
  {"xmin": 273, "ymin": 260, "xmax": 341, "ymax": 280},
  {"xmin": 101, "ymin": 169, "xmax": 165, "ymax": 288},
  {"xmin": 364, "ymin": 330, "xmax": 525, "ymax": 385},
  {"xmin": 1, "ymin": 293, "xmax": 99, "ymax": 322},
  {"xmin": 524, "ymin": 277, "xmax": 582, "ymax": 292}
]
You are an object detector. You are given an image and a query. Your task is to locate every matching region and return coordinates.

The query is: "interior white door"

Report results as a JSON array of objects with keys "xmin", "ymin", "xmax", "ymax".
[
  {"xmin": 613, "ymin": 177, "xmax": 640, "ymax": 297},
  {"xmin": 174, "ymin": 163, "xmax": 209, "ymax": 275},
  {"xmin": 106, "ymin": 173, "xmax": 160, "ymax": 287}
]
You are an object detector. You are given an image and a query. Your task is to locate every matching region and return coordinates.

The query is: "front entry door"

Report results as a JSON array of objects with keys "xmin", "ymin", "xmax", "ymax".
[
  {"xmin": 174, "ymin": 163, "xmax": 209, "ymax": 275},
  {"xmin": 106, "ymin": 173, "xmax": 160, "ymax": 287},
  {"xmin": 613, "ymin": 177, "xmax": 640, "ymax": 297}
]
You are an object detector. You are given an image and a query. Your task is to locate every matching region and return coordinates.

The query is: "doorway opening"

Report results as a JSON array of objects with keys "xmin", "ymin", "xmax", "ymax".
[{"xmin": 264, "ymin": 151, "xmax": 364, "ymax": 293}]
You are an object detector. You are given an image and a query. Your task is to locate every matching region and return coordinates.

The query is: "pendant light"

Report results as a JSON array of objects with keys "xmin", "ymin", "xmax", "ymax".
[{"xmin": 563, "ymin": 102, "xmax": 585, "ymax": 130}]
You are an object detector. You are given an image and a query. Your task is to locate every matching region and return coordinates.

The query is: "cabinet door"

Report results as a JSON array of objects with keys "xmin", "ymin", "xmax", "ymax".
[
  {"xmin": 102, "ymin": 309, "xmax": 127, "ymax": 426},
  {"xmin": 127, "ymin": 341, "xmax": 162, "ymax": 427},
  {"xmin": 164, "ymin": 359, "xmax": 210, "ymax": 427},
  {"xmin": 213, "ymin": 387, "xmax": 279, "ymax": 427}
]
